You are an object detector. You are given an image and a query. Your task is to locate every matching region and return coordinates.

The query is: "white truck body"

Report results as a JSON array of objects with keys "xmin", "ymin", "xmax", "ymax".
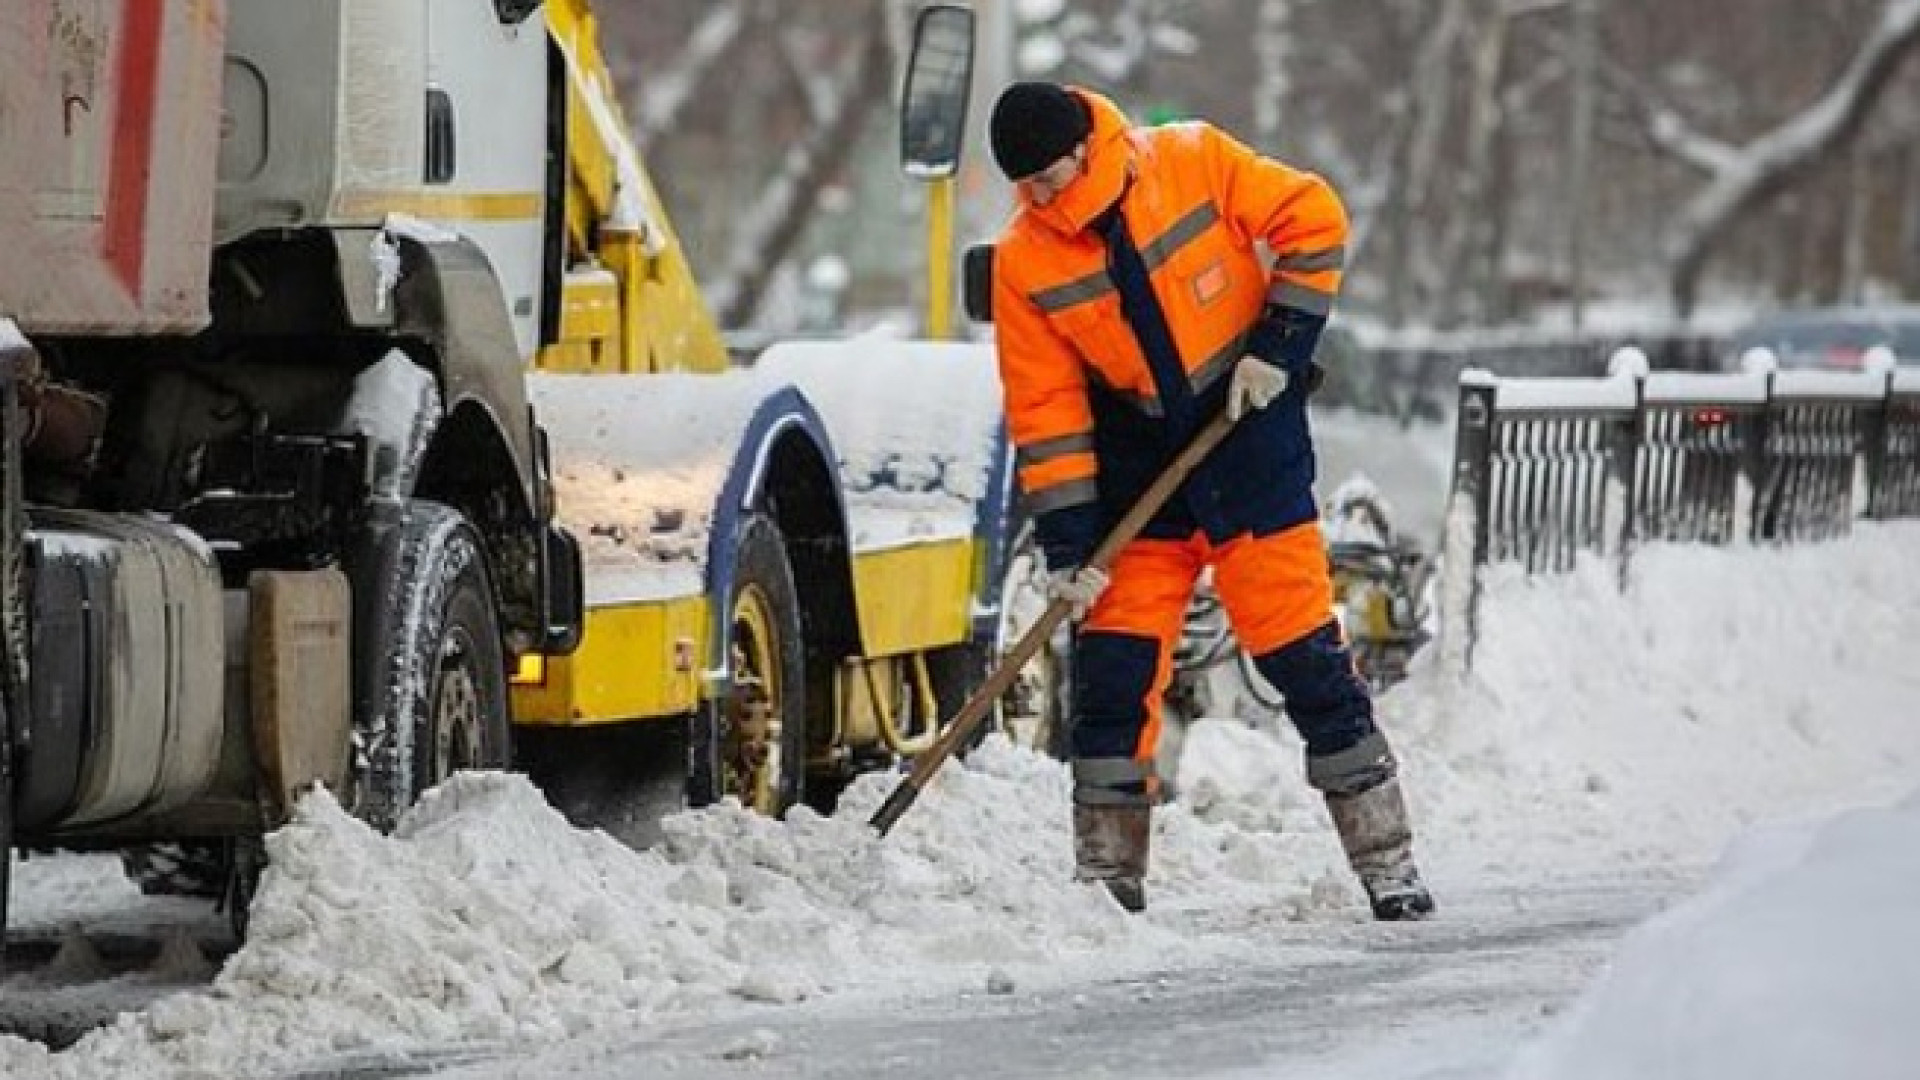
[{"xmin": 0, "ymin": 0, "xmax": 224, "ymax": 333}]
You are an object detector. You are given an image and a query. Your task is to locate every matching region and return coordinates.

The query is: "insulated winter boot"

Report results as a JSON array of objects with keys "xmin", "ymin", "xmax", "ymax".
[
  {"xmin": 1325, "ymin": 775, "xmax": 1435, "ymax": 921},
  {"xmin": 1073, "ymin": 803, "xmax": 1151, "ymax": 912}
]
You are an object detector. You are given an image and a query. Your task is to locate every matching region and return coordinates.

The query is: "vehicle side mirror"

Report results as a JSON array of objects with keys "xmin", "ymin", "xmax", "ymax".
[
  {"xmin": 494, "ymin": 0, "xmax": 541, "ymax": 26},
  {"xmin": 900, "ymin": 5, "xmax": 975, "ymax": 178},
  {"xmin": 963, "ymin": 243, "xmax": 994, "ymax": 323}
]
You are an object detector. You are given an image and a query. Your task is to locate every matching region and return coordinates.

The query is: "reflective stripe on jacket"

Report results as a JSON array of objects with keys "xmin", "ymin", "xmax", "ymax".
[{"xmin": 992, "ymin": 88, "xmax": 1349, "ymax": 566}]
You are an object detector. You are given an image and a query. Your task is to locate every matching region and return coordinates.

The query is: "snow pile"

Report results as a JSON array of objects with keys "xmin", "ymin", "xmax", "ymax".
[
  {"xmin": 1390, "ymin": 523, "xmax": 1920, "ymax": 875},
  {"xmin": 530, "ymin": 340, "xmax": 1004, "ymax": 601},
  {"xmin": 1509, "ymin": 792, "xmax": 1920, "ymax": 1080},
  {"xmin": 10, "ymin": 739, "xmax": 1341, "ymax": 1078},
  {"xmin": 7, "ymin": 521, "xmax": 1920, "ymax": 1077}
]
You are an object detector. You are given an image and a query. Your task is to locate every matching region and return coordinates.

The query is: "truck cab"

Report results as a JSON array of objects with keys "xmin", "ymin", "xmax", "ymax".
[{"xmin": 1, "ymin": 0, "xmax": 583, "ymax": 927}]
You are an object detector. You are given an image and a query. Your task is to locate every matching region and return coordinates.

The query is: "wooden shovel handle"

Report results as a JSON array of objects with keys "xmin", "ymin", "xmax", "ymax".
[{"xmin": 869, "ymin": 410, "xmax": 1237, "ymax": 836}]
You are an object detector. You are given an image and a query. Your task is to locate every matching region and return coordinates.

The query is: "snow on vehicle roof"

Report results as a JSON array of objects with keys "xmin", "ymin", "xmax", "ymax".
[
  {"xmin": 528, "ymin": 339, "xmax": 1003, "ymax": 604},
  {"xmin": 529, "ymin": 371, "xmax": 755, "ymax": 604},
  {"xmin": 750, "ymin": 337, "xmax": 1002, "ymax": 511}
]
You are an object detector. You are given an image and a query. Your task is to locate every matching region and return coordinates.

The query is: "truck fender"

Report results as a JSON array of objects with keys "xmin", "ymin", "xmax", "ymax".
[
  {"xmin": 363, "ymin": 233, "xmax": 567, "ymax": 649},
  {"xmin": 383, "ymin": 233, "xmax": 540, "ymax": 519},
  {"xmin": 749, "ymin": 340, "xmax": 1018, "ymax": 654},
  {"xmin": 701, "ymin": 388, "xmax": 858, "ymax": 685},
  {"xmin": 326, "ymin": 344, "xmax": 553, "ymax": 650},
  {"xmin": 966, "ymin": 423, "xmax": 1020, "ymax": 649}
]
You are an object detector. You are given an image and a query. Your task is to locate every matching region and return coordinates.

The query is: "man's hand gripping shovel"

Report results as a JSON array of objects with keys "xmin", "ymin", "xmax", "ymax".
[{"xmin": 869, "ymin": 410, "xmax": 1239, "ymax": 836}]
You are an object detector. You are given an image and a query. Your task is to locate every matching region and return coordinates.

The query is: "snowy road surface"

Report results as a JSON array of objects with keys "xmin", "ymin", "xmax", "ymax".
[
  {"xmin": 390, "ymin": 868, "xmax": 1673, "ymax": 1080},
  {"xmin": 4, "ymin": 414, "xmax": 1919, "ymax": 1080}
]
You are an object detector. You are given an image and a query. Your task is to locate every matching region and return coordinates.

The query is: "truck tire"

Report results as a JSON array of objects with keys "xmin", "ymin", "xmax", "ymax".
[
  {"xmin": 119, "ymin": 837, "xmax": 264, "ymax": 939},
  {"xmin": 688, "ymin": 514, "xmax": 805, "ymax": 816},
  {"xmin": 972, "ymin": 517, "xmax": 1071, "ymax": 760},
  {"xmin": 351, "ymin": 501, "xmax": 511, "ymax": 832},
  {"xmin": 120, "ymin": 841, "xmax": 227, "ymax": 899}
]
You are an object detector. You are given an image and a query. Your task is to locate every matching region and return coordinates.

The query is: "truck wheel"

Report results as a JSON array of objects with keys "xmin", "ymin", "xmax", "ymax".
[
  {"xmin": 118, "ymin": 838, "xmax": 263, "ymax": 938},
  {"xmin": 120, "ymin": 842, "xmax": 227, "ymax": 899},
  {"xmin": 978, "ymin": 517, "xmax": 1071, "ymax": 759},
  {"xmin": 352, "ymin": 501, "xmax": 511, "ymax": 832},
  {"xmin": 688, "ymin": 514, "xmax": 805, "ymax": 816}
]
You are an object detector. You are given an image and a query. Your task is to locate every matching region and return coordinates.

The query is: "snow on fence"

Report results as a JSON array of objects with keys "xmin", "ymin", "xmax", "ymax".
[
  {"xmin": 1439, "ymin": 361, "xmax": 1920, "ymax": 670},
  {"xmin": 1448, "ymin": 363, "xmax": 1920, "ymax": 577}
]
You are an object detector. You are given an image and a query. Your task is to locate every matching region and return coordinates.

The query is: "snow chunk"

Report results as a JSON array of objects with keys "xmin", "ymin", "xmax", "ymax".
[
  {"xmin": 338, "ymin": 350, "xmax": 442, "ymax": 498},
  {"xmin": 0, "ymin": 318, "xmax": 29, "ymax": 354},
  {"xmin": 372, "ymin": 214, "xmax": 463, "ymax": 314},
  {"xmin": 1509, "ymin": 799, "xmax": 1920, "ymax": 1080}
]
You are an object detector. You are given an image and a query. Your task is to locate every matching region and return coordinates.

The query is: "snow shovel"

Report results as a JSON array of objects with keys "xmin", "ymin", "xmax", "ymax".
[{"xmin": 869, "ymin": 408, "xmax": 1239, "ymax": 836}]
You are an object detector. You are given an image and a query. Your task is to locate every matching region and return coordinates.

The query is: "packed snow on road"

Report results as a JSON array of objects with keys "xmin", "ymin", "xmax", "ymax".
[{"xmin": 4, "ymin": 427, "xmax": 1919, "ymax": 1079}]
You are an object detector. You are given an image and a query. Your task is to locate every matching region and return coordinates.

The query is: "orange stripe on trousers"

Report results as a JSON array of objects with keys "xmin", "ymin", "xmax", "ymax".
[{"xmin": 1080, "ymin": 521, "xmax": 1335, "ymax": 762}]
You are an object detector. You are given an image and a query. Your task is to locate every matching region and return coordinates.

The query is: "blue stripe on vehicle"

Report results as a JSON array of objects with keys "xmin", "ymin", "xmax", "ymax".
[{"xmin": 704, "ymin": 387, "xmax": 845, "ymax": 688}]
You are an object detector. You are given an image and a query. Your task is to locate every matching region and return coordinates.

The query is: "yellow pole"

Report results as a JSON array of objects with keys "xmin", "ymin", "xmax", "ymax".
[{"xmin": 927, "ymin": 176, "xmax": 956, "ymax": 340}]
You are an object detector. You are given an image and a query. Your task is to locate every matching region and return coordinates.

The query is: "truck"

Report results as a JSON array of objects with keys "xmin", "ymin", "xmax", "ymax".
[{"xmin": 0, "ymin": 0, "xmax": 1021, "ymax": 935}]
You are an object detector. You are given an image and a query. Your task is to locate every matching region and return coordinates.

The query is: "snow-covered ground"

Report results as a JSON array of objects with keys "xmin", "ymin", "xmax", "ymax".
[{"xmin": 4, "ymin": 416, "xmax": 1919, "ymax": 1079}]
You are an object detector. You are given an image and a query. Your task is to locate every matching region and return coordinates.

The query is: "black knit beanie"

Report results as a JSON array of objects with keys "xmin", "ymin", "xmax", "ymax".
[{"xmin": 989, "ymin": 82, "xmax": 1092, "ymax": 181}]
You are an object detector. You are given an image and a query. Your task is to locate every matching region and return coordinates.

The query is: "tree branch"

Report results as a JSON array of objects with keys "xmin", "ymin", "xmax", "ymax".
[
  {"xmin": 633, "ymin": 2, "xmax": 753, "ymax": 153},
  {"xmin": 708, "ymin": 8, "xmax": 891, "ymax": 328},
  {"xmin": 1665, "ymin": 0, "xmax": 1920, "ymax": 313}
]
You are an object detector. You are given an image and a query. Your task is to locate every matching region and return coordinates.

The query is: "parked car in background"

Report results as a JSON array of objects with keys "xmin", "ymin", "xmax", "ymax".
[{"xmin": 1727, "ymin": 305, "xmax": 1920, "ymax": 370}]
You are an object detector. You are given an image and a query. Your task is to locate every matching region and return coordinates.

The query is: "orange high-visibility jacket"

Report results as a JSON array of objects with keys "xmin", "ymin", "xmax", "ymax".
[{"xmin": 992, "ymin": 88, "xmax": 1348, "ymax": 567}]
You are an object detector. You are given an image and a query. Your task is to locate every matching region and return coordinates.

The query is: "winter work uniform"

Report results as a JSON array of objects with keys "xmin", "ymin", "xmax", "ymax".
[{"xmin": 987, "ymin": 82, "xmax": 1433, "ymax": 920}]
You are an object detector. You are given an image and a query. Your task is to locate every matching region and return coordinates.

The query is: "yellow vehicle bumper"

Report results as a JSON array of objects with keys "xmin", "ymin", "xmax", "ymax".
[{"xmin": 512, "ymin": 594, "xmax": 708, "ymax": 724}]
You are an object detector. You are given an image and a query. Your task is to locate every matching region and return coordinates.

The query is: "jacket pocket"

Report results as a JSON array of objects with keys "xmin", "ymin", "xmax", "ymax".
[{"xmin": 1050, "ymin": 296, "xmax": 1143, "ymax": 395}]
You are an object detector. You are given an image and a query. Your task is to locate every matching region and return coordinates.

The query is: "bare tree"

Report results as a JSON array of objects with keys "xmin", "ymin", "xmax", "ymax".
[
  {"xmin": 1652, "ymin": 0, "xmax": 1920, "ymax": 314},
  {"xmin": 706, "ymin": 8, "xmax": 891, "ymax": 327},
  {"xmin": 1380, "ymin": 0, "xmax": 1471, "ymax": 324},
  {"xmin": 599, "ymin": 0, "xmax": 895, "ymax": 330},
  {"xmin": 627, "ymin": 3, "xmax": 752, "ymax": 153},
  {"xmin": 1425, "ymin": 0, "xmax": 1516, "ymax": 326},
  {"xmin": 601, "ymin": 0, "xmax": 1920, "ymax": 334},
  {"xmin": 1251, "ymin": 0, "xmax": 1291, "ymax": 149}
]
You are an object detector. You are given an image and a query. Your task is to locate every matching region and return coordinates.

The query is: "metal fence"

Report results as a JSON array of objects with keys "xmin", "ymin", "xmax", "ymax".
[
  {"xmin": 1450, "ymin": 365, "xmax": 1920, "ymax": 575},
  {"xmin": 1440, "ymin": 364, "xmax": 1920, "ymax": 670}
]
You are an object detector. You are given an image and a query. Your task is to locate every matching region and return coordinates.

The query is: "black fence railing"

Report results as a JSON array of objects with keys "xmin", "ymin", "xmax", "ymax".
[
  {"xmin": 1871, "ymin": 395, "xmax": 1920, "ymax": 517},
  {"xmin": 1450, "ymin": 366, "xmax": 1920, "ymax": 574},
  {"xmin": 1441, "ymin": 364, "xmax": 1920, "ymax": 669}
]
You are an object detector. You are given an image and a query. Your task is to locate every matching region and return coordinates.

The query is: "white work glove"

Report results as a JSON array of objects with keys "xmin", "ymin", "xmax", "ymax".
[
  {"xmin": 1046, "ymin": 566, "xmax": 1110, "ymax": 622},
  {"xmin": 1225, "ymin": 355, "xmax": 1290, "ymax": 421}
]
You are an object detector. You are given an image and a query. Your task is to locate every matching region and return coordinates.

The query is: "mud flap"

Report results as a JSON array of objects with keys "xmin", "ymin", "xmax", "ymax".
[{"xmin": 249, "ymin": 569, "xmax": 352, "ymax": 820}]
